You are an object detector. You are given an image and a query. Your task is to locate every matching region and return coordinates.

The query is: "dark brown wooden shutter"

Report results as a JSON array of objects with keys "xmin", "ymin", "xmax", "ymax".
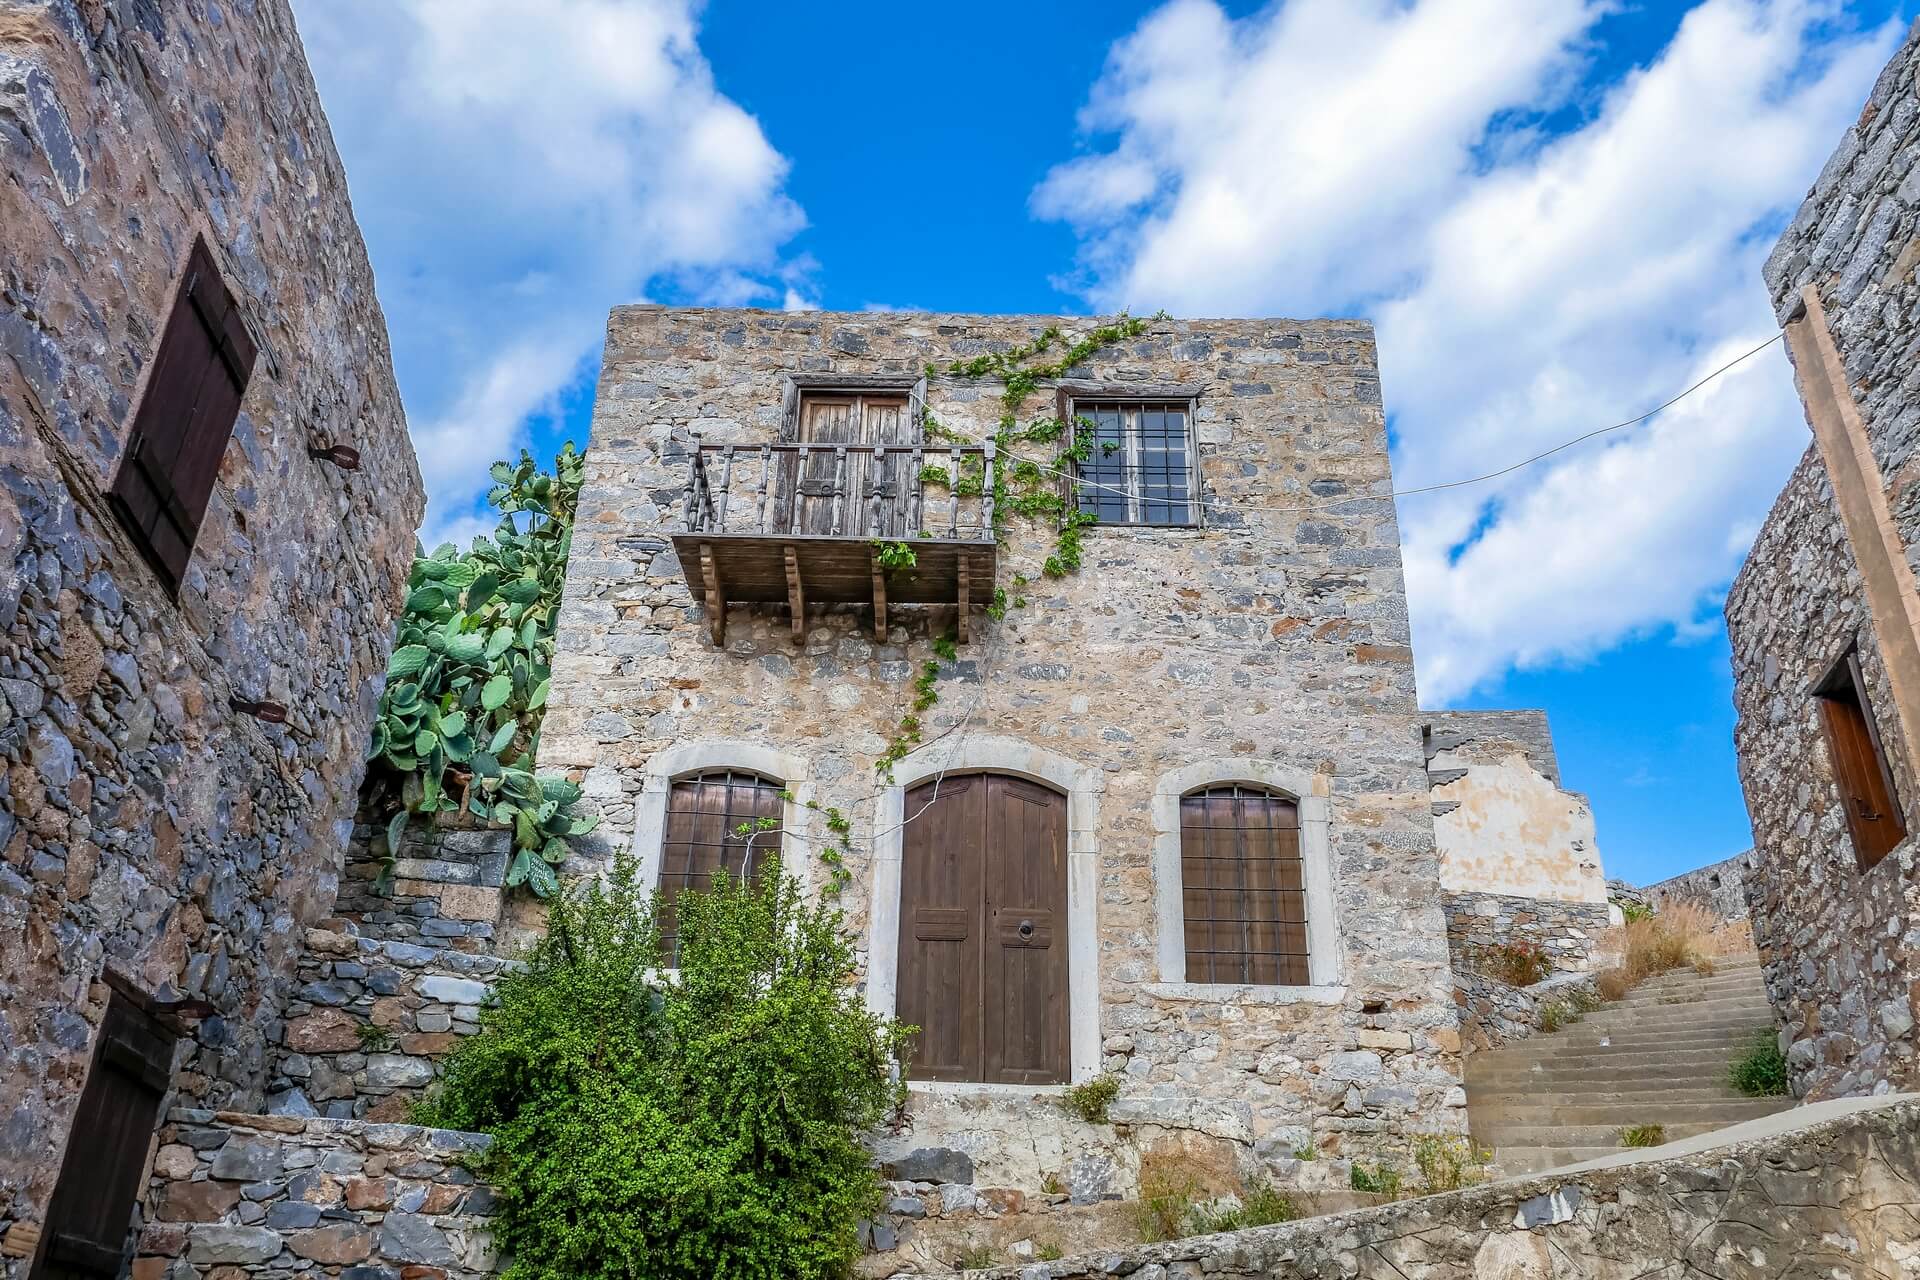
[
  {"xmin": 108, "ymin": 236, "xmax": 256, "ymax": 594},
  {"xmin": 34, "ymin": 992, "xmax": 178, "ymax": 1280},
  {"xmin": 658, "ymin": 769, "xmax": 783, "ymax": 961},
  {"xmin": 1816, "ymin": 651, "xmax": 1906, "ymax": 871},
  {"xmin": 897, "ymin": 774, "xmax": 1067, "ymax": 1084},
  {"xmin": 1180, "ymin": 785, "xmax": 1309, "ymax": 986}
]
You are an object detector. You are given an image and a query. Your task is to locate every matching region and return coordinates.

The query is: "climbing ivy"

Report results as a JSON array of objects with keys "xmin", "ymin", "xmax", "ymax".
[{"xmin": 871, "ymin": 314, "xmax": 1158, "ymax": 775}]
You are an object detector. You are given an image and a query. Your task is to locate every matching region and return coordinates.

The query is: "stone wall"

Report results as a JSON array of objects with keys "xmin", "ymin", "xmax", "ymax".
[
  {"xmin": 1452, "ymin": 969, "xmax": 1599, "ymax": 1054},
  {"xmin": 975, "ymin": 1093, "xmax": 1920, "ymax": 1279},
  {"xmin": 1731, "ymin": 18, "xmax": 1920, "ymax": 1100},
  {"xmin": 134, "ymin": 1113, "xmax": 497, "ymax": 1280},
  {"xmin": 0, "ymin": 0, "xmax": 421, "ymax": 1256},
  {"xmin": 1644, "ymin": 851, "xmax": 1753, "ymax": 924},
  {"xmin": 544, "ymin": 307, "xmax": 1465, "ymax": 1178},
  {"xmin": 263, "ymin": 817, "xmax": 528, "ymax": 1122},
  {"xmin": 1441, "ymin": 892, "xmax": 1613, "ymax": 978}
]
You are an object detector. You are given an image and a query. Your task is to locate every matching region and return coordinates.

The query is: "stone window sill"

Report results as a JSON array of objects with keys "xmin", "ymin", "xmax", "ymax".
[{"xmin": 1142, "ymin": 982, "xmax": 1346, "ymax": 1006}]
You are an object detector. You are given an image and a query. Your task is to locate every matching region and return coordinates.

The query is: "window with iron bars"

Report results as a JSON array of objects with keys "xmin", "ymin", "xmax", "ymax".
[{"xmin": 1069, "ymin": 400, "xmax": 1198, "ymax": 526}]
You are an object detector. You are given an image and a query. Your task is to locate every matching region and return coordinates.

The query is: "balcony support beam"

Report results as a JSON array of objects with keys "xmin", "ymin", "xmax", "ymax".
[
  {"xmin": 783, "ymin": 544, "xmax": 806, "ymax": 645},
  {"xmin": 870, "ymin": 547, "xmax": 888, "ymax": 644},
  {"xmin": 957, "ymin": 557, "xmax": 971, "ymax": 645},
  {"xmin": 700, "ymin": 542, "xmax": 725, "ymax": 647}
]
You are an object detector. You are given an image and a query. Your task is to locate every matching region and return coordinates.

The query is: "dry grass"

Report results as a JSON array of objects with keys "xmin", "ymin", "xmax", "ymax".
[{"xmin": 1593, "ymin": 903, "xmax": 1721, "ymax": 1001}]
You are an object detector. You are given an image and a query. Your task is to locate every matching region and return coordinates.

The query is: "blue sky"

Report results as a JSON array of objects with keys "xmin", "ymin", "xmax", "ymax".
[{"xmin": 294, "ymin": 0, "xmax": 1918, "ymax": 886}]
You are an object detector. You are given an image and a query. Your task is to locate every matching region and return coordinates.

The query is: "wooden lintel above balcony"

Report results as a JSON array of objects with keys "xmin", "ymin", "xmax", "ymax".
[{"xmin": 675, "ymin": 533, "xmax": 995, "ymax": 646}]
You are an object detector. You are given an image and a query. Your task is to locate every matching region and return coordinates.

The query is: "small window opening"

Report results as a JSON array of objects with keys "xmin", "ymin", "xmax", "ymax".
[{"xmin": 1070, "ymin": 400, "xmax": 1197, "ymax": 526}]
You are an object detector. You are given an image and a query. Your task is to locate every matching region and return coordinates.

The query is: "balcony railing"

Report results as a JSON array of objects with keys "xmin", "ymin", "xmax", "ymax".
[
  {"xmin": 671, "ymin": 442, "xmax": 1000, "ymax": 646},
  {"xmin": 681, "ymin": 441, "xmax": 997, "ymax": 540}
]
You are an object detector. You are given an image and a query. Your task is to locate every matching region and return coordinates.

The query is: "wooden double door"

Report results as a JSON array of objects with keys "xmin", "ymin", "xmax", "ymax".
[
  {"xmin": 897, "ymin": 773, "xmax": 1069, "ymax": 1084},
  {"xmin": 786, "ymin": 392, "xmax": 918, "ymax": 536}
]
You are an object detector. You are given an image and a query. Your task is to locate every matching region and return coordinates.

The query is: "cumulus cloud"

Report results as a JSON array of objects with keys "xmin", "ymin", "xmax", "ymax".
[
  {"xmin": 293, "ymin": 0, "xmax": 805, "ymax": 541},
  {"xmin": 1036, "ymin": 0, "xmax": 1904, "ymax": 701}
]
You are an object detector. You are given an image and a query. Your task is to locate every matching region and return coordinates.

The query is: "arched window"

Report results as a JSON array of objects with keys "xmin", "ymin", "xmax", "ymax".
[
  {"xmin": 659, "ymin": 768, "xmax": 784, "ymax": 960},
  {"xmin": 1179, "ymin": 783, "xmax": 1309, "ymax": 985}
]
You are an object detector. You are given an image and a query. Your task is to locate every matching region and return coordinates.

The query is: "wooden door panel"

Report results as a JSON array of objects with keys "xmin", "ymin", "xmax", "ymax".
[{"xmin": 897, "ymin": 773, "xmax": 1068, "ymax": 1084}]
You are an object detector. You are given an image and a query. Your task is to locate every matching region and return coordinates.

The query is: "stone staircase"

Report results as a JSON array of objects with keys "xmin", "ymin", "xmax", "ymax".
[{"xmin": 1465, "ymin": 956, "xmax": 1797, "ymax": 1174}]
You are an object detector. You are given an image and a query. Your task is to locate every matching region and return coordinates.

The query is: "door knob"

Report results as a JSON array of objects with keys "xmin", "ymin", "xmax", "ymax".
[{"xmin": 1018, "ymin": 919, "xmax": 1035, "ymax": 939}]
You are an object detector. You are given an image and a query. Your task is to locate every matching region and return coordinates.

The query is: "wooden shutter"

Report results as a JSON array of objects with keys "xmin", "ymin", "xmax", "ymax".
[
  {"xmin": 34, "ymin": 992, "xmax": 177, "ymax": 1280},
  {"xmin": 1816, "ymin": 652, "xmax": 1906, "ymax": 871},
  {"xmin": 897, "ymin": 774, "xmax": 1068, "ymax": 1084},
  {"xmin": 781, "ymin": 391, "xmax": 921, "ymax": 536},
  {"xmin": 1180, "ymin": 785, "xmax": 1309, "ymax": 985},
  {"xmin": 108, "ymin": 237, "xmax": 256, "ymax": 594},
  {"xmin": 658, "ymin": 770, "xmax": 782, "ymax": 961}
]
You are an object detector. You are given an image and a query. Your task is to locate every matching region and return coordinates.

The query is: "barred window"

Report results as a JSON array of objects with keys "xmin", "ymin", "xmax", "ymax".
[
  {"xmin": 1071, "ymin": 400, "xmax": 1196, "ymax": 526},
  {"xmin": 659, "ymin": 769, "xmax": 784, "ymax": 961},
  {"xmin": 1178, "ymin": 784, "xmax": 1309, "ymax": 985}
]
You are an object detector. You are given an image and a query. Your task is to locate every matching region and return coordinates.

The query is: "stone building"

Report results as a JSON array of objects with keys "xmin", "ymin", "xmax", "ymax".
[
  {"xmin": 1644, "ymin": 851, "xmax": 1753, "ymax": 927},
  {"xmin": 543, "ymin": 304, "xmax": 1472, "ymax": 1193},
  {"xmin": 1726, "ymin": 17, "xmax": 1920, "ymax": 1100},
  {"xmin": 0, "ymin": 0, "xmax": 420, "ymax": 1271}
]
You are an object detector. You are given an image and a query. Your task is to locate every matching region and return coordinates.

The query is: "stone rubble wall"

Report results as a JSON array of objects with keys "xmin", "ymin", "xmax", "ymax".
[
  {"xmin": 264, "ymin": 819, "xmax": 527, "ymax": 1122},
  {"xmin": 1451, "ymin": 970, "xmax": 1601, "ymax": 1055},
  {"xmin": 134, "ymin": 1113, "xmax": 498, "ymax": 1280},
  {"xmin": 545, "ymin": 307, "xmax": 1465, "ymax": 1173},
  {"xmin": 974, "ymin": 1094, "xmax": 1920, "ymax": 1279},
  {"xmin": 1644, "ymin": 851, "xmax": 1754, "ymax": 925},
  {"xmin": 1422, "ymin": 710, "xmax": 1560, "ymax": 786},
  {"xmin": 0, "ymin": 0, "xmax": 422, "ymax": 1254},
  {"xmin": 1441, "ymin": 892, "xmax": 1613, "ymax": 979},
  {"xmin": 1733, "ymin": 17, "xmax": 1920, "ymax": 1100}
]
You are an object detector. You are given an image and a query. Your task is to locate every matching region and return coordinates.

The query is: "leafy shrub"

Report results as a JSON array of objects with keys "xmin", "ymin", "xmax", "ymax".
[
  {"xmin": 1036, "ymin": 1242, "xmax": 1064, "ymax": 1261},
  {"xmin": 1411, "ymin": 1135, "xmax": 1491, "ymax": 1192},
  {"xmin": 415, "ymin": 855, "xmax": 909, "ymax": 1280},
  {"xmin": 1537, "ymin": 1000, "xmax": 1575, "ymax": 1032},
  {"xmin": 1131, "ymin": 1166, "xmax": 1201, "ymax": 1243},
  {"xmin": 1062, "ymin": 1074, "xmax": 1120, "ymax": 1123},
  {"xmin": 1728, "ymin": 1029, "xmax": 1790, "ymax": 1097},
  {"xmin": 1479, "ymin": 940, "xmax": 1552, "ymax": 987},
  {"xmin": 1349, "ymin": 1162, "xmax": 1403, "ymax": 1196},
  {"xmin": 1617, "ymin": 1123, "xmax": 1666, "ymax": 1148},
  {"xmin": 1613, "ymin": 897, "xmax": 1653, "ymax": 924},
  {"xmin": 955, "ymin": 1245, "xmax": 996, "ymax": 1269}
]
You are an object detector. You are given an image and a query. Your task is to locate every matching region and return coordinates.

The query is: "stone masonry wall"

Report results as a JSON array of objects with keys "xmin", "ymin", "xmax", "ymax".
[
  {"xmin": 1442, "ymin": 892, "xmax": 1613, "ymax": 976},
  {"xmin": 543, "ymin": 307, "xmax": 1465, "ymax": 1180},
  {"xmin": 134, "ymin": 1113, "xmax": 497, "ymax": 1280},
  {"xmin": 1645, "ymin": 851, "xmax": 1754, "ymax": 924},
  {"xmin": 1731, "ymin": 18, "xmax": 1920, "ymax": 1100},
  {"xmin": 975, "ymin": 1094, "xmax": 1920, "ymax": 1279},
  {"xmin": 0, "ymin": 0, "xmax": 421, "ymax": 1256},
  {"xmin": 263, "ymin": 818, "xmax": 526, "ymax": 1123}
]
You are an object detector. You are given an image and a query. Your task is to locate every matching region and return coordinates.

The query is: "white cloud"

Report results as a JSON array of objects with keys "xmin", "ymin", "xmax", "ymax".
[
  {"xmin": 1037, "ymin": 0, "xmax": 1905, "ymax": 701},
  {"xmin": 293, "ymin": 0, "xmax": 805, "ymax": 543}
]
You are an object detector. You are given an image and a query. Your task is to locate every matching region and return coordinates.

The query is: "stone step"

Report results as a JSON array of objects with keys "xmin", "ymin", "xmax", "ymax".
[
  {"xmin": 1490, "ymin": 1145, "xmax": 1624, "ymax": 1175},
  {"xmin": 1477, "ymin": 1034, "xmax": 1764, "ymax": 1065},
  {"xmin": 1562, "ymin": 1002, "xmax": 1775, "ymax": 1025},
  {"xmin": 1614, "ymin": 981, "xmax": 1770, "ymax": 1005},
  {"xmin": 1468, "ymin": 1066, "xmax": 1747, "ymax": 1091},
  {"xmin": 1470, "ymin": 1046, "xmax": 1746, "ymax": 1075},
  {"xmin": 1470, "ymin": 1098, "xmax": 1791, "ymax": 1129},
  {"xmin": 1467, "ymin": 1085, "xmax": 1760, "ymax": 1108},
  {"xmin": 1479, "ymin": 1121, "xmax": 1733, "ymax": 1149},
  {"xmin": 1524, "ymin": 1024, "xmax": 1773, "ymax": 1051}
]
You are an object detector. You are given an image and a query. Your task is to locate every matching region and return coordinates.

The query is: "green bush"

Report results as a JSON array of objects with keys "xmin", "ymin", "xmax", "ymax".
[
  {"xmin": 1188, "ymin": 1180, "xmax": 1299, "ymax": 1234},
  {"xmin": 1728, "ymin": 1029, "xmax": 1790, "ymax": 1097},
  {"xmin": 1349, "ymin": 1162, "xmax": 1402, "ymax": 1196},
  {"xmin": 415, "ymin": 856, "xmax": 909, "ymax": 1279}
]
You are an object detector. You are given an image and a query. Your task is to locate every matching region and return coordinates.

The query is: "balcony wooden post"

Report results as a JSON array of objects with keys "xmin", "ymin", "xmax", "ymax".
[
  {"xmin": 716, "ymin": 445, "xmax": 736, "ymax": 529},
  {"xmin": 700, "ymin": 542, "xmax": 725, "ymax": 647},
  {"xmin": 783, "ymin": 544, "xmax": 806, "ymax": 645},
  {"xmin": 870, "ymin": 545, "xmax": 888, "ymax": 643},
  {"xmin": 981, "ymin": 439, "xmax": 996, "ymax": 535},
  {"xmin": 949, "ymin": 445, "xmax": 962, "ymax": 537},
  {"xmin": 681, "ymin": 454, "xmax": 700, "ymax": 532},
  {"xmin": 790, "ymin": 445, "xmax": 810, "ymax": 535},
  {"xmin": 831, "ymin": 446, "xmax": 848, "ymax": 536},
  {"xmin": 867, "ymin": 454, "xmax": 884, "ymax": 537},
  {"xmin": 754, "ymin": 444, "xmax": 771, "ymax": 533},
  {"xmin": 909, "ymin": 445, "xmax": 924, "ymax": 536}
]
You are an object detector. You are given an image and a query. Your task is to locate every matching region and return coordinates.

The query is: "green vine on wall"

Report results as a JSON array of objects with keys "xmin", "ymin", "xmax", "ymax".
[{"xmin": 871, "ymin": 314, "xmax": 1158, "ymax": 777}]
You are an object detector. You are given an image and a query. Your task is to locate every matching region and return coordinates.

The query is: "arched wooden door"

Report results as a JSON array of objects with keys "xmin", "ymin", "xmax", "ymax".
[{"xmin": 897, "ymin": 772, "xmax": 1069, "ymax": 1084}]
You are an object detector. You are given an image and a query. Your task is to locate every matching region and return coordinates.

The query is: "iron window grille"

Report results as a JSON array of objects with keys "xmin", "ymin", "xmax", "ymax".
[
  {"xmin": 1069, "ymin": 400, "xmax": 1198, "ymax": 526},
  {"xmin": 658, "ymin": 768, "xmax": 784, "ymax": 962},
  {"xmin": 1178, "ymin": 783, "xmax": 1310, "ymax": 985}
]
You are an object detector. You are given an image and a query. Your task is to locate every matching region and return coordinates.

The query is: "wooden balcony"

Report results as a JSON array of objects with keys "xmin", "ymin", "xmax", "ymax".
[{"xmin": 672, "ymin": 442, "xmax": 999, "ymax": 645}]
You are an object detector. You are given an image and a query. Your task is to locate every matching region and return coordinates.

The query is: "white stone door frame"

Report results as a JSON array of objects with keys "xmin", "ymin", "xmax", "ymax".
[
  {"xmin": 864, "ymin": 733, "xmax": 1104, "ymax": 1084},
  {"xmin": 1150, "ymin": 758, "xmax": 1344, "ymax": 997},
  {"xmin": 632, "ymin": 739, "xmax": 817, "ymax": 909}
]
